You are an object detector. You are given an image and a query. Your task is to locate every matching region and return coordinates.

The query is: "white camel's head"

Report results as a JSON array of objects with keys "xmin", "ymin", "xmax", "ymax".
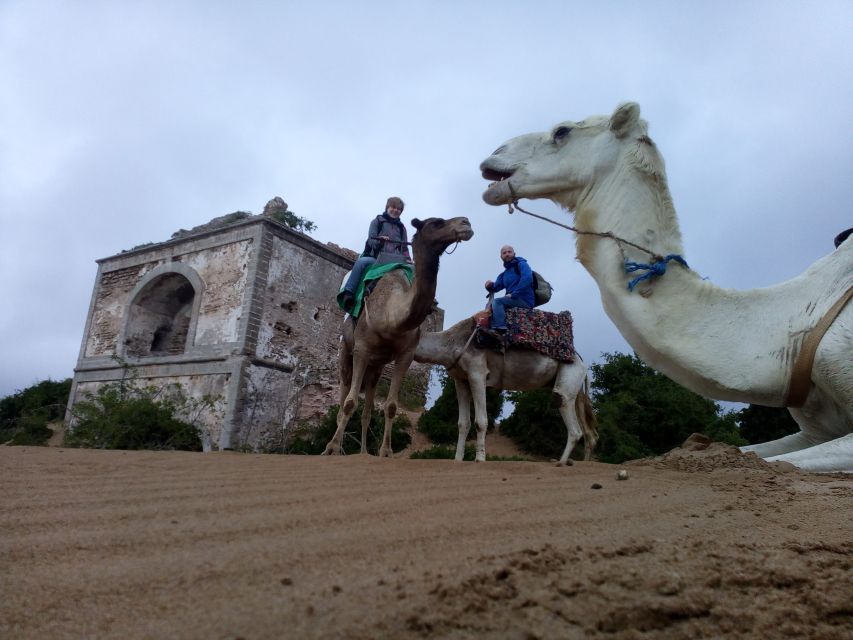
[{"xmin": 480, "ymin": 102, "xmax": 664, "ymax": 211}]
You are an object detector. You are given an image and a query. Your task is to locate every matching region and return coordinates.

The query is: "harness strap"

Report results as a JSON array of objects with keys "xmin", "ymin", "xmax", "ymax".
[
  {"xmin": 445, "ymin": 326, "xmax": 479, "ymax": 371},
  {"xmin": 785, "ymin": 284, "xmax": 853, "ymax": 407}
]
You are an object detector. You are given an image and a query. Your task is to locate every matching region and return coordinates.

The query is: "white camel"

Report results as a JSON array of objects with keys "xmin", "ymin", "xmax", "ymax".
[
  {"xmin": 415, "ymin": 317, "xmax": 598, "ymax": 464},
  {"xmin": 479, "ymin": 102, "xmax": 852, "ymax": 472}
]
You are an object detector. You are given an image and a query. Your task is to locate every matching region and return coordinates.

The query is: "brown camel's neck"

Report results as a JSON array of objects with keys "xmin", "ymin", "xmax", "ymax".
[{"xmin": 397, "ymin": 234, "xmax": 443, "ymax": 332}]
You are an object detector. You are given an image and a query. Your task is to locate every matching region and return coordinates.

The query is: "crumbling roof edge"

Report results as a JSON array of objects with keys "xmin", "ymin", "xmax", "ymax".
[{"xmin": 96, "ymin": 216, "xmax": 356, "ymax": 267}]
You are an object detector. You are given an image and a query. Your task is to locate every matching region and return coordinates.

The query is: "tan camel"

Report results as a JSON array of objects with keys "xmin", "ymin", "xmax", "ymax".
[
  {"xmin": 323, "ymin": 216, "xmax": 474, "ymax": 457},
  {"xmin": 415, "ymin": 317, "xmax": 598, "ymax": 464},
  {"xmin": 479, "ymin": 102, "xmax": 853, "ymax": 472}
]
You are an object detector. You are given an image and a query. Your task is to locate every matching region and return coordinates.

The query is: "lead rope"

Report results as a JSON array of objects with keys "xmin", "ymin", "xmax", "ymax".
[
  {"xmin": 445, "ymin": 325, "xmax": 479, "ymax": 371},
  {"xmin": 507, "ymin": 198, "xmax": 690, "ymax": 289}
]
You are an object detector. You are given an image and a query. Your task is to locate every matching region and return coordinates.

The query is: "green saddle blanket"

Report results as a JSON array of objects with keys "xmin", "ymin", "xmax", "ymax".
[{"xmin": 336, "ymin": 262, "xmax": 414, "ymax": 317}]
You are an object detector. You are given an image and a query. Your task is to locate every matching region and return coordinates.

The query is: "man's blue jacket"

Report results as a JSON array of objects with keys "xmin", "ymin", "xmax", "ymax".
[{"xmin": 487, "ymin": 257, "xmax": 535, "ymax": 307}]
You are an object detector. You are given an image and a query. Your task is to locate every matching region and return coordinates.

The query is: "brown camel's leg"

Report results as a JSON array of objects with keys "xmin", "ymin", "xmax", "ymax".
[
  {"xmin": 359, "ymin": 367, "xmax": 381, "ymax": 454},
  {"xmin": 323, "ymin": 351, "xmax": 370, "ymax": 455},
  {"xmin": 453, "ymin": 377, "xmax": 473, "ymax": 462},
  {"xmin": 378, "ymin": 351, "xmax": 415, "ymax": 458}
]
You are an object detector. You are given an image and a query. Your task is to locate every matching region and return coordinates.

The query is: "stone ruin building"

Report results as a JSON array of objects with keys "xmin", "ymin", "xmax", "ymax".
[{"xmin": 66, "ymin": 198, "xmax": 443, "ymax": 451}]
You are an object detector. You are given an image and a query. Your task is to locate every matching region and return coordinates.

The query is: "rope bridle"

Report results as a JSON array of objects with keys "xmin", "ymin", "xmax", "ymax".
[{"xmin": 506, "ymin": 199, "xmax": 661, "ymax": 260}]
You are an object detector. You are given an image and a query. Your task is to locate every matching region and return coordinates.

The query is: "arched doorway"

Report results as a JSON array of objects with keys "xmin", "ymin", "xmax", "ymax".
[{"xmin": 124, "ymin": 272, "xmax": 198, "ymax": 357}]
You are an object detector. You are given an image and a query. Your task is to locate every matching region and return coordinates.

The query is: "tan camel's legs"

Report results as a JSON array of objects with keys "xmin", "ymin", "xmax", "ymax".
[
  {"xmin": 323, "ymin": 351, "xmax": 371, "ymax": 455},
  {"xmin": 378, "ymin": 351, "xmax": 415, "ymax": 458},
  {"xmin": 453, "ymin": 378, "xmax": 473, "ymax": 462}
]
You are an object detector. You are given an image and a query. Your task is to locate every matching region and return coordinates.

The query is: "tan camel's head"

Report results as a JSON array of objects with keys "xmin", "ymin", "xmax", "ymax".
[
  {"xmin": 480, "ymin": 102, "xmax": 665, "ymax": 211},
  {"xmin": 411, "ymin": 216, "xmax": 474, "ymax": 251}
]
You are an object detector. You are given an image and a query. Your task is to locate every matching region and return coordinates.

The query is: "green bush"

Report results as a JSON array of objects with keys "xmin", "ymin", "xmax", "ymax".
[
  {"xmin": 410, "ymin": 444, "xmax": 474, "ymax": 460},
  {"xmin": 0, "ymin": 378, "xmax": 71, "ymax": 446},
  {"xmin": 737, "ymin": 405, "xmax": 798, "ymax": 444},
  {"xmin": 65, "ymin": 379, "xmax": 205, "ymax": 451},
  {"xmin": 289, "ymin": 401, "xmax": 412, "ymax": 455}
]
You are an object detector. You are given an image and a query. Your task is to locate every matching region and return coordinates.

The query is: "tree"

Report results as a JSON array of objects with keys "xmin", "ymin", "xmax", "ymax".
[
  {"xmin": 736, "ymin": 404, "xmax": 799, "ymax": 445},
  {"xmin": 589, "ymin": 352, "xmax": 744, "ymax": 463},
  {"xmin": 0, "ymin": 378, "xmax": 71, "ymax": 445},
  {"xmin": 262, "ymin": 197, "xmax": 317, "ymax": 234},
  {"xmin": 417, "ymin": 369, "xmax": 503, "ymax": 445}
]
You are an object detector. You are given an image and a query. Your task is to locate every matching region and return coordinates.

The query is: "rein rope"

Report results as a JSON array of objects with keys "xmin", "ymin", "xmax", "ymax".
[
  {"xmin": 507, "ymin": 199, "xmax": 689, "ymax": 290},
  {"xmin": 369, "ymin": 236, "xmax": 460, "ymax": 255},
  {"xmin": 445, "ymin": 326, "xmax": 479, "ymax": 371}
]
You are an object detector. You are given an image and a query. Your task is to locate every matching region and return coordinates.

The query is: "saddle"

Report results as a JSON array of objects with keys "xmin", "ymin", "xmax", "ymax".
[
  {"xmin": 470, "ymin": 308, "xmax": 575, "ymax": 362},
  {"xmin": 336, "ymin": 262, "xmax": 414, "ymax": 318}
]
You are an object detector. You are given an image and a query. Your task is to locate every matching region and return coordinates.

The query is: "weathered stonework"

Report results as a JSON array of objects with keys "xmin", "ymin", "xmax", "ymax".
[{"xmin": 68, "ymin": 210, "xmax": 443, "ymax": 452}]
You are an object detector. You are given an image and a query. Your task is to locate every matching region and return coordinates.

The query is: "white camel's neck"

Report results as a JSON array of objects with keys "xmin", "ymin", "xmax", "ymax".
[
  {"xmin": 414, "ymin": 319, "xmax": 471, "ymax": 365},
  {"xmin": 568, "ymin": 166, "xmax": 795, "ymax": 404}
]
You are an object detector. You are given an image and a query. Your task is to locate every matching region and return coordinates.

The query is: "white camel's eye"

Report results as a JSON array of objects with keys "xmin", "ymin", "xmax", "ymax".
[{"xmin": 552, "ymin": 126, "xmax": 572, "ymax": 143}]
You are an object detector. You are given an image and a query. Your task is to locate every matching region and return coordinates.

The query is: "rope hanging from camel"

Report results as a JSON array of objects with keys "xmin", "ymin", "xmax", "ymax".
[{"xmin": 506, "ymin": 199, "xmax": 689, "ymax": 290}]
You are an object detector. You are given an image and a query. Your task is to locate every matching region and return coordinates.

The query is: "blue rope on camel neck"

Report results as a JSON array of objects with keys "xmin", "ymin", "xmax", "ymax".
[{"xmin": 625, "ymin": 254, "xmax": 688, "ymax": 291}]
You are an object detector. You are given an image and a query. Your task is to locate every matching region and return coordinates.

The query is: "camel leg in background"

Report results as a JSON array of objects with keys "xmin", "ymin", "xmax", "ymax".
[
  {"xmin": 359, "ymin": 367, "xmax": 381, "ymax": 454},
  {"xmin": 378, "ymin": 351, "xmax": 415, "ymax": 458},
  {"xmin": 466, "ymin": 371, "xmax": 489, "ymax": 462},
  {"xmin": 575, "ymin": 383, "xmax": 598, "ymax": 461},
  {"xmin": 553, "ymin": 361, "xmax": 587, "ymax": 466},
  {"xmin": 453, "ymin": 378, "xmax": 473, "ymax": 462}
]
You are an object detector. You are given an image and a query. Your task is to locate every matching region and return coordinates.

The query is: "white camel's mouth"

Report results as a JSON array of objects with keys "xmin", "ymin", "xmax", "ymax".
[{"xmin": 481, "ymin": 168, "xmax": 515, "ymax": 206}]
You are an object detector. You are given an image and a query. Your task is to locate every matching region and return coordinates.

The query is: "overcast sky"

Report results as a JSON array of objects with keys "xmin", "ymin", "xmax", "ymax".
[{"xmin": 1, "ymin": 0, "xmax": 851, "ymax": 400}]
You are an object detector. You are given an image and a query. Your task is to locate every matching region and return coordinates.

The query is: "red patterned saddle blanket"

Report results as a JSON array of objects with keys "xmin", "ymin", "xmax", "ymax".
[{"xmin": 505, "ymin": 308, "xmax": 575, "ymax": 362}]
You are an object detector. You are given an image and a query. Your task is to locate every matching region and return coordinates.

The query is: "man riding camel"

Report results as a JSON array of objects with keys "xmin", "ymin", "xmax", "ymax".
[{"xmin": 484, "ymin": 245, "xmax": 534, "ymax": 333}]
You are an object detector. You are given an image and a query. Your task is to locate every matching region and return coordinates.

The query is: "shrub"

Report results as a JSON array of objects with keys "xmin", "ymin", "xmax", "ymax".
[
  {"xmin": 0, "ymin": 378, "xmax": 71, "ymax": 446},
  {"xmin": 65, "ymin": 375, "xmax": 208, "ymax": 451},
  {"xmin": 737, "ymin": 405, "xmax": 798, "ymax": 445},
  {"xmin": 410, "ymin": 444, "xmax": 473, "ymax": 460}
]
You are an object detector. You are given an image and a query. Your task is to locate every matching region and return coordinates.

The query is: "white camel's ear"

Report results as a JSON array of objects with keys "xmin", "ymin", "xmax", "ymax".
[{"xmin": 610, "ymin": 102, "xmax": 641, "ymax": 138}]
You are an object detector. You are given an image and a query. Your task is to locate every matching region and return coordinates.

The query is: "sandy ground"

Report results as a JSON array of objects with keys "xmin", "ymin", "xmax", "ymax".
[{"xmin": 1, "ymin": 444, "xmax": 851, "ymax": 639}]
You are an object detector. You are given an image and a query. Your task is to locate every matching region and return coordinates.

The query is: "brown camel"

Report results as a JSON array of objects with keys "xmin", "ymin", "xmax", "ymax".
[
  {"xmin": 415, "ymin": 318, "xmax": 597, "ymax": 464},
  {"xmin": 323, "ymin": 216, "xmax": 474, "ymax": 457}
]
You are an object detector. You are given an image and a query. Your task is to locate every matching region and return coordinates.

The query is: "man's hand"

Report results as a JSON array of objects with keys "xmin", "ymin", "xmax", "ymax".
[{"xmin": 484, "ymin": 280, "xmax": 493, "ymax": 290}]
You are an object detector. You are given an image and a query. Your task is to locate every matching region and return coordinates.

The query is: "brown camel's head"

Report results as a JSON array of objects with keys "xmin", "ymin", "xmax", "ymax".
[{"xmin": 410, "ymin": 216, "xmax": 474, "ymax": 254}]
